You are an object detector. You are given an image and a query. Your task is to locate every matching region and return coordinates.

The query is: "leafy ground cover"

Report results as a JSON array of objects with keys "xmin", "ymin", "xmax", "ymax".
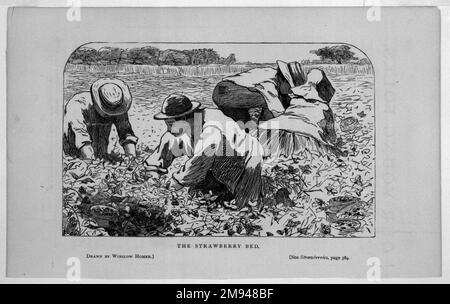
[{"xmin": 63, "ymin": 67, "xmax": 374, "ymax": 237}]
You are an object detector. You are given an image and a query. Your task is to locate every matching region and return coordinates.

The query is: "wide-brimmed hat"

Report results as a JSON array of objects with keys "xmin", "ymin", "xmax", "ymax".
[
  {"xmin": 276, "ymin": 60, "xmax": 307, "ymax": 88},
  {"xmin": 91, "ymin": 78, "xmax": 132, "ymax": 117},
  {"xmin": 154, "ymin": 94, "xmax": 201, "ymax": 120}
]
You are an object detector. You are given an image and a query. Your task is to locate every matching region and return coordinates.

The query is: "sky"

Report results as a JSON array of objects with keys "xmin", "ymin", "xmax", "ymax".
[{"xmin": 84, "ymin": 42, "xmax": 368, "ymax": 63}]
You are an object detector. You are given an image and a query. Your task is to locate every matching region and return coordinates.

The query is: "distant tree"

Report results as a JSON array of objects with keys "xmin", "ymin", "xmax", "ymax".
[
  {"xmin": 310, "ymin": 45, "xmax": 358, "ymax": 64},
  {"xmin": 159, "ymin": 49, "xmax": 190, "ymax": 66},
  {"xmin": 98, "ymin": 47, "xmax": 124, "ymax": 64},
  {"xmin": 356, "ymin": 58, "xmax": 371, "ymax": 65},
  {"xmin": 183, "ymin": 49, "xmax": 198, "ymax": 65},
  {"xmin": 223, "ymin": 53, "xmax": 236, "ymax": 65},
  {"xmin": 140, "ymin": 46, "xmax": 160, "ymax": 65},
  {"xmin": 122, "ymin": 48, "xmax": 143, "ymax": 64},
  {"xmin": 123, "ymin": 46, "xmax": 160, "ymax": 64},
  {"xmin": 68, "ymin": 45, "xmax": 235, "ymax": 66},
  {"xmin": 183, "ymin": 48, "xmax": 221, "ymax": 65},
  {"xmin": 68, "ymin": 47, "xmax": 99, "ymax": 65},
  {"xmin": 205, "ymin": 48, "xmax": 220, "ymax": 64}
]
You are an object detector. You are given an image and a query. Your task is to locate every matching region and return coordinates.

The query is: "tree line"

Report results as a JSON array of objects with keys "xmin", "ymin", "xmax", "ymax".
[
  {"xmin": 68, "ymin": 46, "xmax": 237, "ymax": 66},
  {"xmin": 68, "ymin": 44, "xmax": 368, "ymax": 66}
]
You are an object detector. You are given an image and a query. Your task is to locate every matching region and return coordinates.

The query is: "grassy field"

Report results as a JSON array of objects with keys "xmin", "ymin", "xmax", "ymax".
[
  {"xmin": 65, "ymin": 62, "xmax": 374, "ymax": 77},
  {"xmin": 63, "ymin": 63, "xmax": 375, "ymax": 237}
]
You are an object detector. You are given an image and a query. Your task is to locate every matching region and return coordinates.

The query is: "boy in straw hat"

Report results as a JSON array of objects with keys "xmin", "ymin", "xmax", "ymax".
[
  {"xmin": 63, "ymin": 78, "xmax": 138, "ymax": 160},
  {"xmin": 144, "ymin": 94, "xmax": 265, "ymax": 208}
]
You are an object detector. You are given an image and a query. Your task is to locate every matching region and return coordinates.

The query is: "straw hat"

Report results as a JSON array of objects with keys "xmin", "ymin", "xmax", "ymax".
[{"xmin": 91, "ymin": 78, "xmax": 132, "ymax": 117}]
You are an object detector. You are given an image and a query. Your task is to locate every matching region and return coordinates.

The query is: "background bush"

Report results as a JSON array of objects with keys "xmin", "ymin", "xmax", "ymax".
[{"xmin": 68, "ymin": 46, "xmax": 237, "ymax": 66}]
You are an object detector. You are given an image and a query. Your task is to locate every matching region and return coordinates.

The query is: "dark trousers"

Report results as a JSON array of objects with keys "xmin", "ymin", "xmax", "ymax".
[{"xmin": 212, "ymin": 80, "xmax": 278, "ymax": 123}]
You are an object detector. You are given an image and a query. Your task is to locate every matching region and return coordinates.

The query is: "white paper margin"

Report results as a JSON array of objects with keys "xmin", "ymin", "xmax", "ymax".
[{"xmin": 0, "ymin": 0, "xmax": 448, "ymax": 284}]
